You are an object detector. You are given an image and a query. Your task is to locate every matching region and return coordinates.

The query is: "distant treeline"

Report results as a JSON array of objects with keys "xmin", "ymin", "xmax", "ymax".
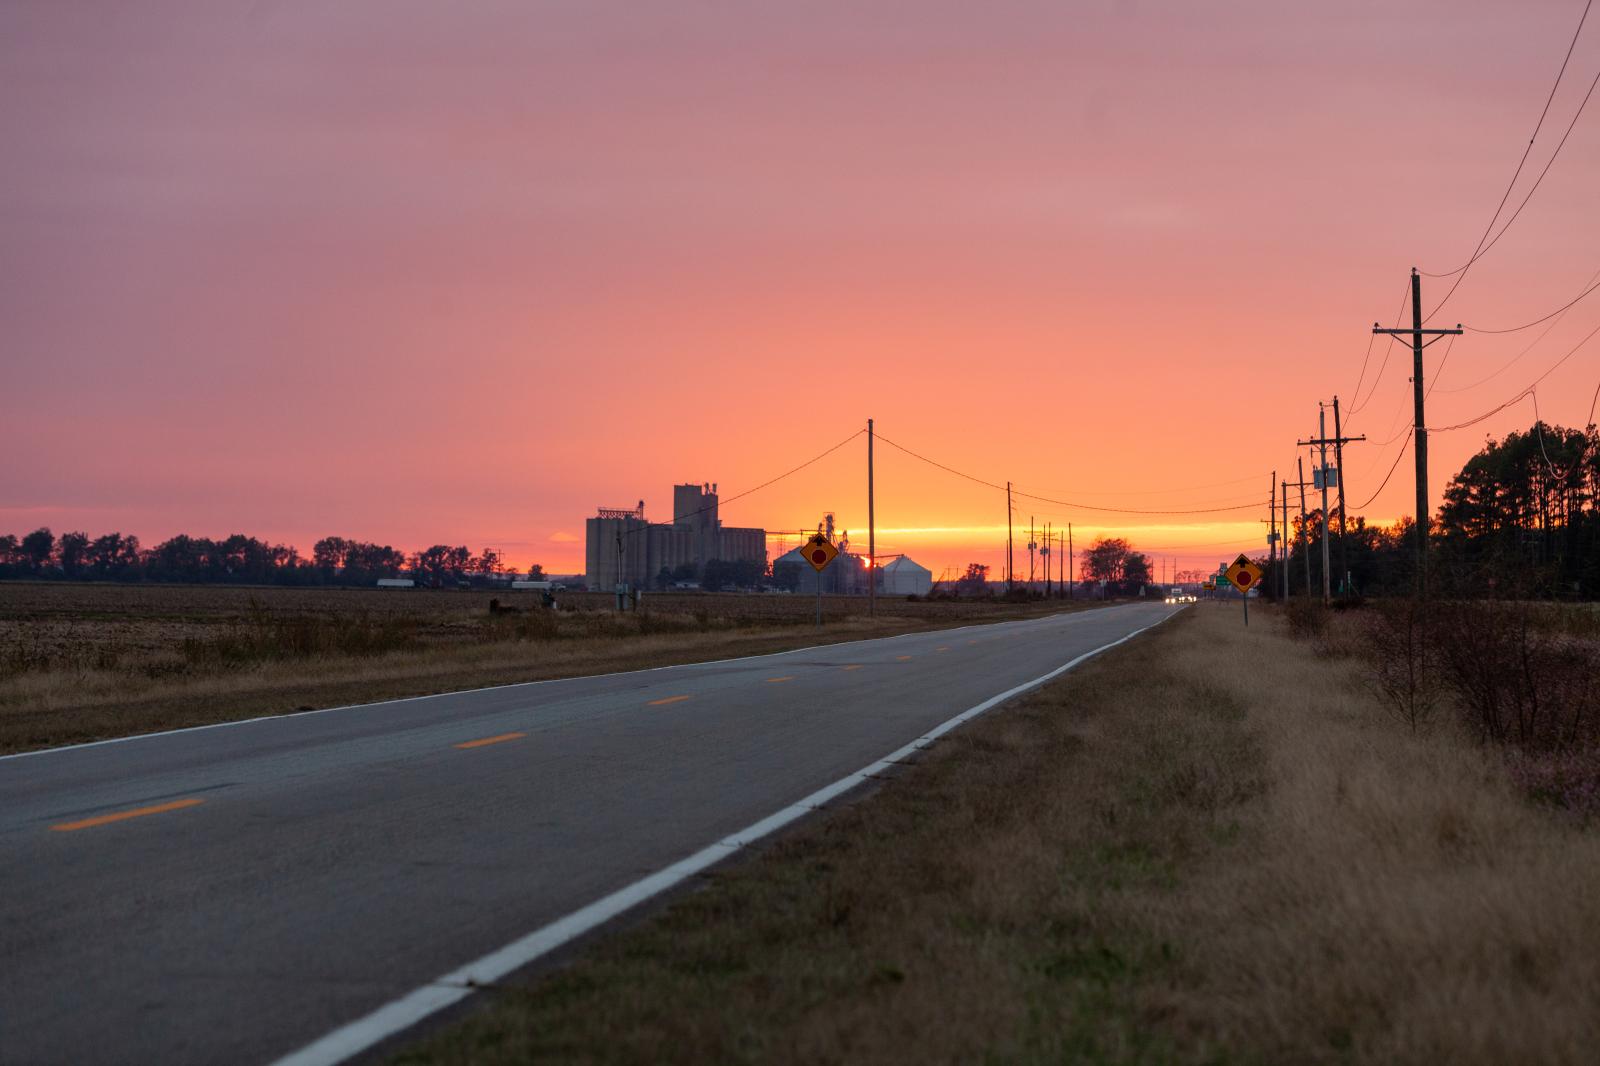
[
  {"xmin": 1280, "ymin": 421, "xmax": 1600, "ymax": 598},
  {"xmin": 0, "ymin": 531, "xmax": 541, "ymax": 587}
]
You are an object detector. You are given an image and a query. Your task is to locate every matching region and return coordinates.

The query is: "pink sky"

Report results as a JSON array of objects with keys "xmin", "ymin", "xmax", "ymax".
[{"xmin": 4, "ymin": 1, "xmax": 1599, "ymax": 577}]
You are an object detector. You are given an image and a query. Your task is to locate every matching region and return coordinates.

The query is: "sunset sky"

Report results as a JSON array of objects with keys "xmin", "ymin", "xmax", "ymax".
[{"xmin": 5, "ymin": 1, "xmax": 1599, "ymax": 579}]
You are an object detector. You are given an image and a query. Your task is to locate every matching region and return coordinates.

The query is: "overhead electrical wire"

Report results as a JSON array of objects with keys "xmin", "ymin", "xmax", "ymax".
[
  {"xmin": 1431, "ymin": 315, "xmax": 1600, "ymax": 432},
  {"xmin": 874, "ymin": 433, "xmax": 1268, "ymax": 515},
  {"xmin": 1419, "ymin": 0, "xmax": 1594, "ymax": 322},
  {"xmin": 1348, "ymin": 282, "xmax": 1414, "ymax": 419},
  {"xmin": 615, "ymin": 428, "xmax": 864, "ymax": 541},
  {"xmin": 1424, "ymin": 332, "xmax": 1460, "ymax": 398},
  {"xmin": 1531, "ymin": 388, "xmax": 1585, "ymax": 479},
  {"xmin": 1429, "ymin": 57, "xmax": 1600, "ymax": 292},
  {"xmin": 1464, "ymin": 266, "xmax": 1600, "ymax": 334},
  {"xmin": 1350, "ymin": 429, "xmax": 1413, "ymax": 511},
  {"xmin": 1349, "ymin": 280, "xmax": 1409, "ymax": 409},
  {"xmin": 1434, "ymin": 285, "xmax": 1586, "ymax": 392}
]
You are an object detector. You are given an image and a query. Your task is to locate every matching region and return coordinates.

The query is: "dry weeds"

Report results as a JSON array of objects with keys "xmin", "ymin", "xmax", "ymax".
[{"xmin": 393, "ymin": 603, "xmax": 1600, "ymax": 1066}]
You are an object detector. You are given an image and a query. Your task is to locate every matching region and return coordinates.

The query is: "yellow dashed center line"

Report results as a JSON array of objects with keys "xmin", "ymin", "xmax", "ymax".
[
  {"xmin": 936, "ymin": 646, "xmax": 951, "ymax": 652},
  {"xmin": 648, "ymin": 695, "xmax": 691, "ymax": 706},
  {"xmin": 840, "ymin": 664, "xmax": 863, "ymax": 671},
  {"xmin": 895, "ymin": 655, "xmax": 913, "ymax": 661},
  {"xmin": 50, "ymin": 798, "xmax": 205, "ymax": 832},
  {"xmin": 455, "ymin": 732, "xmax": 527, "ymax": 750},
  {"xmin": 766, "ymin": 676, "xmax": 796, "ymax": 683}
]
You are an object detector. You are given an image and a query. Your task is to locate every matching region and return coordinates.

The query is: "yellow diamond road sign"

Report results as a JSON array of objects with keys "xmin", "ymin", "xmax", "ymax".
[
  {"xmin": 1225, "ymin": 553, "xmax": 1262, "ymax": 594},
  {"xmin": 802, "ymin": 534, "xmax": 839, "ymax": 573}
]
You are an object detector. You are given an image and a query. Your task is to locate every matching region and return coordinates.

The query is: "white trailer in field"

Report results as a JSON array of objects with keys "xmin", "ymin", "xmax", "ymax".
[{"xmin": 376, "ymin": 578, "xmax": 415, "ymax": 589}]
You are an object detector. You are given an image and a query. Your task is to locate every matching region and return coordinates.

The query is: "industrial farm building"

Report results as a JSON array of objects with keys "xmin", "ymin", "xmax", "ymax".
[
  {"xmin": 878, "ymin": 556, "xmax": 933, "ymax": 596},
  {"xmin": 585, "ymin": 483, "xmax": 766, "ymax": 590}
]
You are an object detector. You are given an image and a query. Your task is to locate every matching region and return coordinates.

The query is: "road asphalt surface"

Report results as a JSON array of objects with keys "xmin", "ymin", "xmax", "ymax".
[{"xmin": 0, "ymin": 600, "xmax": 1180, "ymax": 1065}]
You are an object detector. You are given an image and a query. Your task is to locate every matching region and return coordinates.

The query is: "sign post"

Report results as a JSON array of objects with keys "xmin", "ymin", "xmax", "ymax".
[
  {"xmin": 1224, "ymin": 553, "xmax": 1263, "ymax": 626},
  {"xmin": 802, "ymin": 533, "xmax": 840, "ymax": 627}
]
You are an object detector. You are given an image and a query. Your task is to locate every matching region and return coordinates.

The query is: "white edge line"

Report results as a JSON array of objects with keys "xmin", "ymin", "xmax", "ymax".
[
  {"xmin": 1, "ymin": 602, "xmax": 1135, "ymax": 763},
  {"xmin": 266, "ymin": 606, "xmax": 1182, "ymax": 1066}
]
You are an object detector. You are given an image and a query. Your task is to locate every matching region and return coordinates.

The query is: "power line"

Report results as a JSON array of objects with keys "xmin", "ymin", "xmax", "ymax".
[
  {"xmin": 1432, "ymin": 315, "xmax": 1600, "ymax": 432},
  {"xmin": 1350, "ymin": 429, "xmax": 1412, "ymax": 511},
  {"xmin": 1348, "ymin": 283, "xmax": 1414, "ymax": 418},
  {"xmin": 1531, "ymin": 388, "xmax": 1585, "ymax": 479},
  {"xmin": 1423, "ymin": 332, "xmax": 1460, "ymax": 398},
  {"xmin": 875, "ymin": 432, "xmax": 1267, "ymax": 515},
  {"xmin": 1434, "ymin": 281, "xmax": 1588, "ymax": 392},
  {"xmin": 1429, "ymin": 56, "xmax": 1600, "ymax": 294},
  {"xmin": 1465, "ymin": 266, "xmax": 1600, "ymax": 334},
  {"xmin": 1420, "ymin": 0, "xmax": 1594, "ymax": 322},
  {"xmin": 613, "ymin": 428, "xmax": 864, "ymax": 541},
  {"xmin": 1349, "ymin": 280, "xmax": 1409, "ymax": 410}
]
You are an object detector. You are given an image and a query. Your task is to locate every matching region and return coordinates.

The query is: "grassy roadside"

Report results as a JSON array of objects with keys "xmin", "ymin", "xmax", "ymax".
[
  {"xmin": 393, "ymin": 603, "xmax": 1600, "ymax": 1065},
  {"xmin": 0, "ymin": 588, "xmax": 1107, "ymax": 754}
]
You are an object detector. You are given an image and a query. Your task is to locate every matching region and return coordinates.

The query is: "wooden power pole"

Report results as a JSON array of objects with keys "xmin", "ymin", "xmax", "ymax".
[
  {"xmin": 1372, "ymin": 269, "xmax": 1461, "ymax": 596},
  {"xmin": 867, "ymin": 417, "xmax": 875, "ymax": 617},
  {"xmin": 1268, "ymin": 472, "xmax": 1278, "ymax": 601},
  {"xmin": 1006, "ymin": 482, "xmax": 1014, "ymax": 593}
]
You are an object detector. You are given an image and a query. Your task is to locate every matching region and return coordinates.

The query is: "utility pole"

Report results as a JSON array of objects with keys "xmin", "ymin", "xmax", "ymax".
[
  {"xmin": 1043, "ymin": 522, "xmax": 1052, "ymax": 597},
  {"xmin": 1319, "ymin": 408, "xmax": 1332, "ymax": 602},
  {"xmin": 1281, "ymin": 479, "xmax": 1291, "ymax": 600},
  {"xmin": 1268, "ymin": 472, "xmax": 1277, "ymax": 601},
  {"xmin": 867, "ymin": 418, "xmax": 876, "ymax": 618},
  {"xmin": 1067, "ymin": 523, "xmax": 1074, "ymax": 599},
  {"xmin": 1295, "ymin": 457, "xmax": 1312, "ymax": 596},
  {"xmin": 1300, "ymin": 409, "xmax": 1365, "ymax": 603},
  {"xmin": 1333, "ymin": 396, "xmax": 1350, "ymax": 596},
  {"xmin": 1006, "ymin": 482, "xmax": 1014, "ymax": 593},
  {"xmin": 1373, "ymin": 269, "xmax": 1461, "ymax": 596},
  {"xmin": 1028, "ymin": 517, "xmax": 1036, "ymax": 587}
]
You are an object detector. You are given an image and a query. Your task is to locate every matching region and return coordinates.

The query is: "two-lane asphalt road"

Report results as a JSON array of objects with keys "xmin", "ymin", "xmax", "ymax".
[{"xmin": 0, "ymin": 601, "xmax": 1180, "ymax": 1065}]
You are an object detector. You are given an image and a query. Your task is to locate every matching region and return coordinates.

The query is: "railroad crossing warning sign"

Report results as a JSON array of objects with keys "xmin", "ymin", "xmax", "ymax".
[
  {"xmin": 802, "ymin": 533, "xmax": 839, "ymax": 573},
  {"xmin": 1224, "ymin": 553, "xmax": 1263, "ymax": 594}
]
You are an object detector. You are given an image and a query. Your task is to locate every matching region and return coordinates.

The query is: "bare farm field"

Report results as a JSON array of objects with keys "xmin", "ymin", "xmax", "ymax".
[{"xmin": 0, "ymin": 582, "xmax": 1102, "ymax": 754}]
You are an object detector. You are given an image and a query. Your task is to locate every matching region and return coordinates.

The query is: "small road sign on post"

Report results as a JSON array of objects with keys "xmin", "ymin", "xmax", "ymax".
[
  {"xmin": 802, "ymin": 533, "xmax": 839, "ymax": 627},
  {"xmin": 1224, "ymin": 553, "xmax": 1262, "ymax": 625},
  {"xmin": 803, "ymin": 534, "xmax": 839, "ymax": 573}
]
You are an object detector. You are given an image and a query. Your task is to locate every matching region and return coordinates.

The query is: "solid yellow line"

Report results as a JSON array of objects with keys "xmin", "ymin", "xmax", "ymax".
[
  {"xmin": 455, "ymin": 732, "xmax": 527, "ymax": 750},
  {"xmin": 50, "ymin": 798, "xmax": 204, "ymax": 832},
  {"xmin": 648, "ymin": 695, "xmax": 691, "ymax": 706},
  {"xmin": 765, "ymin": 676, "xmax": 796, "ymax": 683}
]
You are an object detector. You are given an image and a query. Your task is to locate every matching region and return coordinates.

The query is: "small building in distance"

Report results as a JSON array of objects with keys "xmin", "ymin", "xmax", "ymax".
[
  {"xmin": 772, "ymin": 546, "xmax": 867, "ymax": 595},
  {"xmin": 585, "ymin": 483, "xmax": 766, "ymax": 590},
  {"xmin": 878, "ymin": 556, "xmax": 933, "ymax": 596}
]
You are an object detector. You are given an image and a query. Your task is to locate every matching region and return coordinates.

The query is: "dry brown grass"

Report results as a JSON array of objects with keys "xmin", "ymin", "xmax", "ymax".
[
  {"xmin": 0, "ymin": 582, "xmax": 1102, "ymax": 754},
  {"xmin": 393, "ymin": 602, "xmax": 1600, "ymax": 1066}
]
